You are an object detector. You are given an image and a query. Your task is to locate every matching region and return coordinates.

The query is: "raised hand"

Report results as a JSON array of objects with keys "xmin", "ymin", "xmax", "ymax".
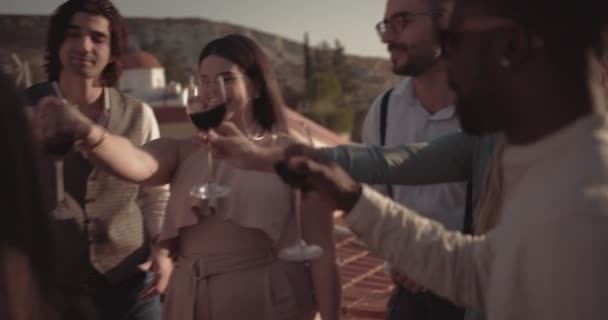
[
  {"xmin": 33, "ymin": 95, "xmax": 93, "ymax": 147},
  {"xmin": 207, "ymin": 121, "xmax": 296, "ymax": 171},
  {"xmin": 206, "ymin": 121, "xmax": 264, "ymax": 169}
]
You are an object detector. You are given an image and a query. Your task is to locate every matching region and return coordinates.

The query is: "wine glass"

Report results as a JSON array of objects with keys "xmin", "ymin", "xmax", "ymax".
[
  {"xmin": 187, "ymin": 76, "xmax": 230, "ymax": 200},
  {"xmin": 277, "ymin": 123, "xmax": 324, "ymax": 262},
  {"xmin": 239, "ymin": 111, "xmax": 323, "ymax": 261},
  {"xmin": 47, "ymin": 83, "xmax": 77, "ymax": 220}
]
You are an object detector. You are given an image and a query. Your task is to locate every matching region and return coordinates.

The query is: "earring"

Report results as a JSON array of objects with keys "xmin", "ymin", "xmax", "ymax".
[
  {"xmin": 499, "ymin": 58, "xmax": 511, "ymax": 69},
  {"xmin": 434, "ymin": 47, "xmax": 442, "ymax": 59}
]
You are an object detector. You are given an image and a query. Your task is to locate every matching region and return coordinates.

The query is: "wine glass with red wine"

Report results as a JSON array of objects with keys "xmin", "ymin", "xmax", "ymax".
[
  {"xmin": 187, "ymin": 76, "xmax": 230, "ymax": 200},
  {"xmin": 238, "ymin": 109, "xmax": 323, "ymax": 261},
  {"xmin": 28, "ymin": 82, "xmax": 76, "ymax": 219}
]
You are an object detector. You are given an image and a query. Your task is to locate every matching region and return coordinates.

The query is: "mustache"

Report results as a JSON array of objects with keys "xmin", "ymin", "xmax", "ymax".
[
  {"xmin": 388, "ymin": 43, "xmax": 409, "ymax": 51},
  {"xmin": 69, "ymin": 53, "xmax": 95, "ymax": 62}
]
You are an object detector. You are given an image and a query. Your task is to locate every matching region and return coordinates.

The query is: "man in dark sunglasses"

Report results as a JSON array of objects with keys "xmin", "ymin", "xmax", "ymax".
[{"xmin": 274, "ymin": 0, "xmax": 608, "ymax": 319}]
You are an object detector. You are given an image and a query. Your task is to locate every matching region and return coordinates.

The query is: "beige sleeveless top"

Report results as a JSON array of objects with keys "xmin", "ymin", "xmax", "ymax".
[{"xmin": 160, "ymin": 147, "xmax": 293, "ymax": 243}]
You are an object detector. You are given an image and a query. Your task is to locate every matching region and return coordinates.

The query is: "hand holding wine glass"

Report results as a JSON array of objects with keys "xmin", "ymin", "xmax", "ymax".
[
  {"xmin": 34, "ymin": 95, "xmax": 94, "ymax": 149},
  {"xmin": 34, "ymin": 90, "xmax": 92, "ymax": 219},
  {"xmin": 188, "ymin": 76, "xmax": 230, "ymax": 201}
]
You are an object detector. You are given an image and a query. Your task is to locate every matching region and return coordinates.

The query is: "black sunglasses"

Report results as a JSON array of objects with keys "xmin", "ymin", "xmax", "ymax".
[{"xmin": 438, "ymin": 27, "xmax": 515, "ymax": 56}]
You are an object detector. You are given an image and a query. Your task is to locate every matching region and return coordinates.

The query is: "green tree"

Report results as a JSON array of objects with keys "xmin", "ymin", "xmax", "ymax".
[
  {"xmin": 307, "ymin": 71, "xmax": 342, "ymax": 102},
  {"xmin": 160, "ymin": 50, "xmax": 190, "ymax": 84},
  {"xmin": 303, "ymin": 32, "xmax": 312, "ymax": 86}
]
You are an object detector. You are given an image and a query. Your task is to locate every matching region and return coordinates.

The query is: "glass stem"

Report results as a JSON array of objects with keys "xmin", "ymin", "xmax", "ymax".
[
  {"xmin": 294, "ymin": 189, "xmax": 303, "ymax": 243},
  {"xmin": 55, "ymin": 160, "xmax": 64, "ymax": 204},
  {"xmin": 205, "ymin": 146, "xmax": 215, "ymax": 213},
  {"xmin": 207, "ymin": 145, "xmax": 214, "ymax": 185}
]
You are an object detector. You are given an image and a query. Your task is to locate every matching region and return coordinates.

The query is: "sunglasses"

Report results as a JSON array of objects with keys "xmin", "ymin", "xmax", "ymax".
[{"xmin": 439, "ymin": 17, "xmax": 517, "ymax": 56}]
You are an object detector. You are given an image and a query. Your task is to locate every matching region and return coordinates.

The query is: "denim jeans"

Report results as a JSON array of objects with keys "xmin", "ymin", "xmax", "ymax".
[
  {"xmin": 69, "ymin": 271, "xmax": 161, "ymax": 320},
  {"xmin": 385, "ymin": 285, "xmax": 464, "ymax": 320}
]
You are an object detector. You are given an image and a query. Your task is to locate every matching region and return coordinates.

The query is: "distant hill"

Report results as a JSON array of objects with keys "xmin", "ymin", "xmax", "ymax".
[{"xmin": 0, "ymin": 14, "xmax": 399, "ymax": 138}]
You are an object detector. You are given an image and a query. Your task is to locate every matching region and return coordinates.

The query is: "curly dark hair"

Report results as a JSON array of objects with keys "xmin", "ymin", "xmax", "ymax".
[
  {"xmin": 45, "ymin": 0, "xmax": 127, "ymax": 86},
  {"xmin": 198, "ymin": 34, "xmax": 288, "ymax": 132}
]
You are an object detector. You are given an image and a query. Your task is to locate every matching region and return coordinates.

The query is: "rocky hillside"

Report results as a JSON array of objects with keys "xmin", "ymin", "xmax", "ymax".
[{"xmin": 0, "ymin": 14, "xmax": 399, "ymax": 138}]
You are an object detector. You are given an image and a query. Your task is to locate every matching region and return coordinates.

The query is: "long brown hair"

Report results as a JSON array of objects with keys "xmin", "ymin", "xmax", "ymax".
[
  {"xmin": 0, "ymin": 72, "xmax": 59, "ymax": 319},
  {"xmin": 45, "ymin": 0, "xmax": 127, "ymax": 87},
  {"xmin": 198, "ymin": 34, "xmax": 288, "ymax": 132}
]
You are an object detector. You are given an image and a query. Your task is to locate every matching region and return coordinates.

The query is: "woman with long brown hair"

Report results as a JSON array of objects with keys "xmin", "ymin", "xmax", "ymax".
[
  {"xmin": 0, "ymin": 71, "xmax": 61, "ymax": 319},
  {"xmin": 35, "ymin": 34, "xmax": 341, "ymax": 320}
]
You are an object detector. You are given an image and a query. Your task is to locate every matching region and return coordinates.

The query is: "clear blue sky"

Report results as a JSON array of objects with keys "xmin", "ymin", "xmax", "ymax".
[{"xmin": 2, "ymin": 0, "xmax": 388, "ymax": 58}]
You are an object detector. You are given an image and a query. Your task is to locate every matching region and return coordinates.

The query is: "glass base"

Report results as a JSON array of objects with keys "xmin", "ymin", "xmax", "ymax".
[
  {"xmin": 278, "ymin": 240, "xmax": 324, "ymax": 261},
  {"xmin": 190, "ymin": 183, "xmax": 230, "ymax": 200},
  {"xmin": 51, "ymin": 205, "xmax": 75, "ymax": 220}
]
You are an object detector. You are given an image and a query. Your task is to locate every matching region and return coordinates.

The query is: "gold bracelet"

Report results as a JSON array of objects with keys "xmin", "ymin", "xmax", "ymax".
[
  {"xmin": 75, "ymin": 127, "xmax": 109, "ymax": 152},
  {"xmin": 87, "ymin": 129, "xmax": 109, "ymax": 151}
]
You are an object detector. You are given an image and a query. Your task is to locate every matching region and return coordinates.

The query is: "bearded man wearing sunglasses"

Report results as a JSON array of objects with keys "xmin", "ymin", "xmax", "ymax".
[{"xmin": 274, "ymin": 0, "xmax": 608, "ymax": 319}]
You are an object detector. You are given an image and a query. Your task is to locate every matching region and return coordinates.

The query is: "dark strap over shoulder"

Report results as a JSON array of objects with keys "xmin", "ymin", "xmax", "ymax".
[
  {"xmin": 380, "ymin": 88, "xmax": 393, "ymax": 146},
  {"xmin": 379, "ymin": 88, "xmax": 394, "ymax": 198}
]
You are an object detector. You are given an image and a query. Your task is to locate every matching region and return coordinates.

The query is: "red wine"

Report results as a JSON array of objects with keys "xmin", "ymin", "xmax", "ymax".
[
  {"xmin": 189, "ymin": 104, "xmax": 227, "ymax": 130},
  {"xmin": 274, "ymin": 161, "xmax": 310, "ymax": 191},
  {"xmin": 45, "ymin": 132, "xmax": 75, "ymax": 157}
]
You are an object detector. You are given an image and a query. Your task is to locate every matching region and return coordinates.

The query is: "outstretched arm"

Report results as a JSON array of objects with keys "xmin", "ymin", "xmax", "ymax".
[
  {"xmin": 208, "ymin": 122, "xmax": 476, "ymax": 187},
  {"xmin": 34, "ymin": 96, "xmax": 181, "ymax": 185},
  {"xmin": 279, "ymin": 155, "xmax": 492, "ymax": 308},
  {"xmin": 323, "ymin": 131, "xmax": 476, "ymax": 185},
  {"xmin": 344, "ymin": 186, "xmax": 492, "ymax": 307},
  {"xmin": 80, "ymin": 124, "xmax": 180, "ymax": 186}
]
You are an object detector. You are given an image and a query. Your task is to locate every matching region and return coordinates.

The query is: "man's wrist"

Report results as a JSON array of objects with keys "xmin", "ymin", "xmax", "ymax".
[
  {"xmin": 75, "ymin": 124, "xmax": 108, "ymax": 151},
  {"xmin": 339, "ymin": 183, "xmax": 363, "ymax": 214}
]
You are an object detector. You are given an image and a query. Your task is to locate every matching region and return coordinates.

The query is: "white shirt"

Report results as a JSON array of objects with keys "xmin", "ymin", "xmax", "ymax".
[
  {"xmin": 361, "ymin": 77, "xmax": 466, "ymax": 231},
  {"xmin": 347, "ymin": 113, "xmax": 608, "ymax": 319}
]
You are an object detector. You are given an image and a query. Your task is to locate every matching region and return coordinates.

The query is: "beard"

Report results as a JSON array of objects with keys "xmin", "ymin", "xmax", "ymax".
[
  {"xmin": 455, "ymin": 95, "xmax": 491, "ymax": 136},
  {"xmin": 65, "ymin": 62, "xmax": 106, "ymax": 83},
  {"xmin": 455, "ymin": 91, "xmax": 510, "ymax": 136},
  {"xmin": 390, "ymin": 41, "xmax": 441, "ymax": 76},
  {"xmin": 449, "ymin": 78, "xmax": 497, "ymax": 135}
]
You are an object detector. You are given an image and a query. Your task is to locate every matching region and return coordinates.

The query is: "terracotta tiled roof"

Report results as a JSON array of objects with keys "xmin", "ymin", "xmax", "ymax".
[
  {"xmin": 121, "ymin": 50, "xmax": 162, "ymax": 70},
  {"xmin": 335, "ymin": 221, "xmax": 393, "ymax": 319}
]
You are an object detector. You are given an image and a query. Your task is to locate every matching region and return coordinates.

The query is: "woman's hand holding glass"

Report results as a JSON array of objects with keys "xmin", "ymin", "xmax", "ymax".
[
  {"xmin": 33, "ymin": 95, "xmax": 94, "ymax": 149},
  {"xmin": 187, "ymin": 76, "xmax": 230, "ymax": 201},
  {"xmin": 33, "ymin": 95, "xmax": 94, "ymax": 219},
  {"xmin": 207, "ymin": 121, "xmax": 293, "ymax": 171}
]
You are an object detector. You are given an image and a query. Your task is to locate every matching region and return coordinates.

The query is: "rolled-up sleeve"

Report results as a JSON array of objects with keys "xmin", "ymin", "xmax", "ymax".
[
  {"xmin": 322, "ymin": 132, "xmax": 476, "ymax": 186},
  {"xmin": 344, "ymin": 185, "xmax": 493, "ymax": 308}
]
